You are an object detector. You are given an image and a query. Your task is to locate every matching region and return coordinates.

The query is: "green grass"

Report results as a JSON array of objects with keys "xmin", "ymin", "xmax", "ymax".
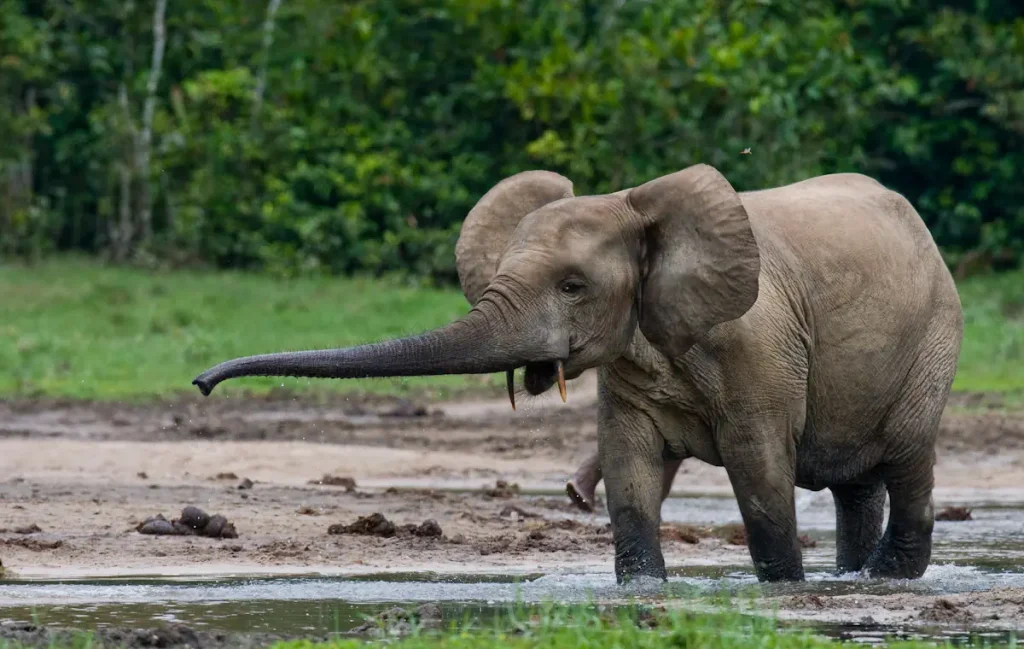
[
  {"xmin": 0, "ymin": 603, "xmax": 1008, "ymax": 649},
  {"xmin": 1, "ymin": 257, "xmax": 1022, "ymax": 402},
  {"xmin": 952, "ymin": 270, "xmax": 1024, "ymax": 398},
  {"xmin": 0, "ymin": 256, "xmax": 487, "ymax": 400},
  {"xmin": 268, "ymin": 605, "xmax": 987, "ymax": 649}
]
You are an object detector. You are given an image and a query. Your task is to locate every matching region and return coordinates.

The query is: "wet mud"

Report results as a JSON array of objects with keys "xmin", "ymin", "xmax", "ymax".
[{"xmin": 2, "ymin": 373, "xmax": 1024, "ymax": 642}]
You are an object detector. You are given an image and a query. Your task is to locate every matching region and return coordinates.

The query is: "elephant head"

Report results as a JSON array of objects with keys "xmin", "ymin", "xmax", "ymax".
[{"xmin": 191, "ymin": 164, "xmax": 761, "ymax": 401}]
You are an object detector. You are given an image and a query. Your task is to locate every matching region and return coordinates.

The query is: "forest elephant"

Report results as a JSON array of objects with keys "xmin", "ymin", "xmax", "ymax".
[{"xmin": 192, "ymin": 164, "xmax": 964, "ymax": 584}]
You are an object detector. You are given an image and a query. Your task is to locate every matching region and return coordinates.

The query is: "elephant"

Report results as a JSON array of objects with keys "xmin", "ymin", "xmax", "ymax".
[{"xmin": 192, "ymin": 163, "xmax": 964, "ymax": 584}]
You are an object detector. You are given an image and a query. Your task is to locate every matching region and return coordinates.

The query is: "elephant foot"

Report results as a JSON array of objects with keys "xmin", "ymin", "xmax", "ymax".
[
  {"xmin": 863, "ymin": 482, "xmax": 934, "ymax": 579},
  {"xmin": 862, "ymin": 532, "xmax": 932, "ymax": 579},
  {"xmin": 569, "ymin": 474, "xmax": 598, "ymax": 509},
  {"xmin": 566, "ymin": 479, "xmax": 595, "ymax": 512},
  {"xmin": 615, "ymin": 551, "xmax": 667, "ymax": 585},
  {"xmin": 566, "ymin": 452, "xmax": 602, "ymax": 512},
  {"xmin": 612, "ymin": 507, "xmax": 667, "ymax": 584},
  {"xmin": 752, "ymin": 558, "xmax": 806, "ymax": 582}
]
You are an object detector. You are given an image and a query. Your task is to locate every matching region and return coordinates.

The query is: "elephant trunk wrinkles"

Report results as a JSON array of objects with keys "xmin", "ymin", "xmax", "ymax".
[{"xmin": 192, "ymin": 306, "xmax": 536, "ymax": 397}]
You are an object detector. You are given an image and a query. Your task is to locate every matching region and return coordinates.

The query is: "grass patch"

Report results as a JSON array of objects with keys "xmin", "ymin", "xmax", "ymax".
[
  {"xmin": 952, "ymin": 270, "xmax": 1024, "ymax": 401},
  {"xmin": 0, "ymin": 256, "xmax": 490, "ymax": 401},
  {"xmin": 1, "ymin": 257, "xmax": 1021, "ymax": 402},
  {"xmin": 0, "ymin": 602, "xmax": 1007, "ymax": 649}
]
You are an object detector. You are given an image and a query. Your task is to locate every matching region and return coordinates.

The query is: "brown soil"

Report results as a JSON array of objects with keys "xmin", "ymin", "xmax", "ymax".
[
  {"xmin": 752, "ymin": 588, "xmax": 1024, "ymax": 630},
  {"xmin": 2, "ymin": 371, "xmax": 1024, "ymax": 636}
]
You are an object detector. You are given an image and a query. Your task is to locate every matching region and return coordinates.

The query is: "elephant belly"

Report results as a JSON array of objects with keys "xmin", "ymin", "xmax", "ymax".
[
  {"xmin": 794, "ymin": 354, "xmax": 919, "ymax": 488},
  {"xmin": 793, "ymin": 432, "xmax": 887, "ymax": 490}
]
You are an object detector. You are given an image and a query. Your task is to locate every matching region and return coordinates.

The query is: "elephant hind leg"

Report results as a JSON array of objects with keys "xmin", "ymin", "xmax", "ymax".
[
  {"xmin": 864, "ymin": 326, "xmax": 956, "ymax": 579},
  {"xmin": 566, "ymin": 451, "xmax": 602, "ymax": 512},
  {"xmin": 863, "ymin": 463, "xmax": 935, "ymax": 579},
  {"xmin": 831, "ymin": 482, "xmax": 886, "ymax": 574},
  {"xmin": 660, "ymin": 457, "xmax": 683, "ymax": 501}
]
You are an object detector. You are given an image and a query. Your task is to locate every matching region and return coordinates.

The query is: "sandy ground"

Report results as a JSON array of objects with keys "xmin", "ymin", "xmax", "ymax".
[{"xmin": 3, "ymin": 371, "xmax": 1024, "ymax": 638}]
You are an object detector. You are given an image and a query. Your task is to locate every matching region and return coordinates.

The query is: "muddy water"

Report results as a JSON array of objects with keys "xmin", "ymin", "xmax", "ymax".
[{"xmin": 2, "ymin": 492, "xmax": 1024, "ymax": 641}]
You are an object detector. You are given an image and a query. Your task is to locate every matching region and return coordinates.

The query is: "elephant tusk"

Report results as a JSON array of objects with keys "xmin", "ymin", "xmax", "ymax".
[
  {"xmin": 506, "ymin": 369, "xmax": 516, "ymax": 411},
  {"xmin": 556, "ymin": 360, "xmax": 567, "ymax": 403}
]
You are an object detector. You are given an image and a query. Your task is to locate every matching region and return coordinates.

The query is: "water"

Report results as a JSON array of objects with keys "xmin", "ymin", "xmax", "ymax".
[{"xmin": 3, "ymin": 492, "xmax": 1024, "ymax": 642}]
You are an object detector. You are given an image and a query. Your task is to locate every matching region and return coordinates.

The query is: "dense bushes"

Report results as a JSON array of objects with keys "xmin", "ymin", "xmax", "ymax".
[{"xmin": 1, "ymin": 0, "xmax": 1021, "ymax": 281}]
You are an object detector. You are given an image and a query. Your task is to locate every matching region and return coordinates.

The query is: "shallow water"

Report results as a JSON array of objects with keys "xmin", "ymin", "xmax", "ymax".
[{"xmin": 3, "ymin": 492, "xmax": 1024, "ymax": 641}]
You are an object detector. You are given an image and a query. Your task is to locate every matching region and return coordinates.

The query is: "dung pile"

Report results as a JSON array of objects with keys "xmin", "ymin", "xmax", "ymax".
[{"xmin": 137, "ymin": 506, "xmax": 238, "ymax": 538}]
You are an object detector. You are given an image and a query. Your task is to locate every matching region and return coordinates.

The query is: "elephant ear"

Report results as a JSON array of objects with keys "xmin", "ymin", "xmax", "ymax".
[
  {"xmin": 627, "ymin": 164, "xmax": 760, "ymax": 358},
  {"xmin": 455, "ymin": 171, "xmax": 574, "ymax": 306}
]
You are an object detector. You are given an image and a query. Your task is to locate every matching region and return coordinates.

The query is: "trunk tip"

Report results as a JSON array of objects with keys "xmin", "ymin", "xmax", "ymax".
[{"xmin": 192, "ymin": 376, "xmax": 214, "ymax": 397}]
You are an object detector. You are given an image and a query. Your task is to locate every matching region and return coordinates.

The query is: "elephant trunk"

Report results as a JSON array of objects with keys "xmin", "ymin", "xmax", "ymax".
[{"xmin": 192, "ymin": 305, "xmax": 550, "ymax": 397}]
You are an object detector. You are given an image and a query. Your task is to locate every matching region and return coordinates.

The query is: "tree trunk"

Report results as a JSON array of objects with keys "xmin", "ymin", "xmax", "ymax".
[
  {"xmin": 114, "ymin": 81, "xmax": 134, "ymax": 261},
  {"xmin": 137, "ymin": 0, "xmax": 167, "ymax": 248},
  {"xmin": 252, "ymin": 0, "xmax": 283, "ymax": 126}
]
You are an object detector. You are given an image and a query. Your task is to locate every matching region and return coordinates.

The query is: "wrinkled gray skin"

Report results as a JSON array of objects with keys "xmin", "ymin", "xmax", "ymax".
[{"xmin": 192, "ymin": 164, "xmax": 963, "ymax": 584}]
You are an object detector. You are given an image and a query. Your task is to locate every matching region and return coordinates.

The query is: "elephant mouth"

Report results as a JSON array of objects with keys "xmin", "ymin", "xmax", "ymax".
[
  {"xmin": 510, "ymin": 359, "xmax": 583, "ymax": 406},
  {"xmin": 524, "ymin": 361, "xmax": 561, "ymax": 396}
]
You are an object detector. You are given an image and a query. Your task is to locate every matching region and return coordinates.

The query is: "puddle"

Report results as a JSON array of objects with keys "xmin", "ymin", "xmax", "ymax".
[{"xmin": 3, "ymin": 492, "xmax": 1023, "ymax": 642}]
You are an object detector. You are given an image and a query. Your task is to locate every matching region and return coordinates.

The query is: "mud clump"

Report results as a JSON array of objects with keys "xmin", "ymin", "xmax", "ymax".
[
  {"xmin": 499, "ymin": 504, "xmax": 538, "ymax": 520},
  {"xmin": 0, "ymin": 524, "xmax": 42, "ymax": 535},
  {"xmin": 1, "ymin": 537, "xmax": 62, "ymax": 551},
  {"xmin": 211, "ymin": 472, "xmax": 239, "ymax": 481},
  {"xmin": 478, "ymin": 518, "xmax": 611, "ymax": 555},
  {"xmin": 308, "ymin": 474, "xmax": 357, "ymax": 491},
  {"xmin": 935, "ymin": 506, "xmax": 972, "ymax": 521},
  {"xmin": 918, "ymin": 598, "xmax": 975, "ymax": 624},
  {"xmin": 237, "ymin": 478, "xmax": 254, "ymax": 490},
  {"xmin": 137, "ymin": 506, "xmax": 238, "ymax": 538},
  {"xmin": 377, "ymin": 399, "xmax": 432, "ymax": 419},
  {"xmin": 717, "ymin": 523, "xmax": 747, "ymax": 546},
  {"xmin": 788, "ymin": 594, "xmax": 828, "ymax": 610},
  {"xmin": 482, "ymin": 480, "xmax": 520, "ymax": 499},
  {"xmin": 658, "ymin": 523, "xmax": 803, "ymax": 548},
  {"xmin": 327, "ymin": 513, "xmax": 443, "ymax": 539},
  {"xmin": 410, "ymin": 519, "xmax": 443, "ymax": 537},
  {"xmin": 347, "ymin": 603, "xmax": 443, "ymax": 638},
  {"xmin": 329, "ymin": 512, "xmax": 395, "ymax": 537},
  {"xmin": 661, "ymin": 524, "xmax": 702, "ymax": 544}
]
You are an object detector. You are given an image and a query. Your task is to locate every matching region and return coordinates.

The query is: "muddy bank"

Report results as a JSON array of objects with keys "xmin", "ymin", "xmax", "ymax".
[
  {"xmin": 2, "ymin": 374, "xmax": 1022, "ymax": 457},
  {"xmin": 752, "ymin": 587, "xmax": 1024, "ymax": 631},
  {"xmin": 2, "ymin": 380, "xmax": 1024, "ymax": 640},
  {"xmin": 0, "ymin": 474, "xmax": 752, "ymax": 579}
]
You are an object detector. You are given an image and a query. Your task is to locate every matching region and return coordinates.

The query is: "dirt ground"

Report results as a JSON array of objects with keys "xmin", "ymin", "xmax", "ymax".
[{"xmin": 3, "ymin": 370, "xmax": 1024, "ymax": 640}]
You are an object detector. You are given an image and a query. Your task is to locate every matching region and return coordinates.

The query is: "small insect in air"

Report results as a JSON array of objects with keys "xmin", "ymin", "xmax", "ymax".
[{"xmin": 741, "ymin": 148, "xmax": 752, "ymax": 155}]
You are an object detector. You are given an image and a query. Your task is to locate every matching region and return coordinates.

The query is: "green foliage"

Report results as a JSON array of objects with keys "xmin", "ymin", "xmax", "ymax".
[
  {"xmin": 0, "ymin": 0, "xmax": 1022, "ymax": 277},
  {"xmin": 842, "ymin": 0, "xmax": 1024, "ymax": 272},
  {"xmin": 1, "ymin": 258, "xmax": 1021, "ymax": 401}
]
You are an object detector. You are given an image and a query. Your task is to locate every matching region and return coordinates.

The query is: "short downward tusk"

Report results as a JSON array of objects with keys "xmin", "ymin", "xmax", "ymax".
[
  {"xmin": 506, "ymin": 369, "xmax": 516, "ymax": 411},
  {"xmin": 556, "ymin": 360, "xmax": 567, "ymax": 403}
]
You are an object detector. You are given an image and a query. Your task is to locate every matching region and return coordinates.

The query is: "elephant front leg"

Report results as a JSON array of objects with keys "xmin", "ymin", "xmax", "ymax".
[
  {"xmin": 567, "ymin": 450, "xmax": 683, "ymax": 513},
  {"xmin": 599, "ymin": 399, "xmax": 667, "ymax": 584},
  {"xmin": 720, "ymin": 427, "xmax": 804, "ymax": 582}
]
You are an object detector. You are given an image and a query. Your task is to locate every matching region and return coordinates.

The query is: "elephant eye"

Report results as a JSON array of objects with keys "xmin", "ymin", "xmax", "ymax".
[{"xmin": 560, "ymin": 279, "xmax": 586, "ymax": 296}]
